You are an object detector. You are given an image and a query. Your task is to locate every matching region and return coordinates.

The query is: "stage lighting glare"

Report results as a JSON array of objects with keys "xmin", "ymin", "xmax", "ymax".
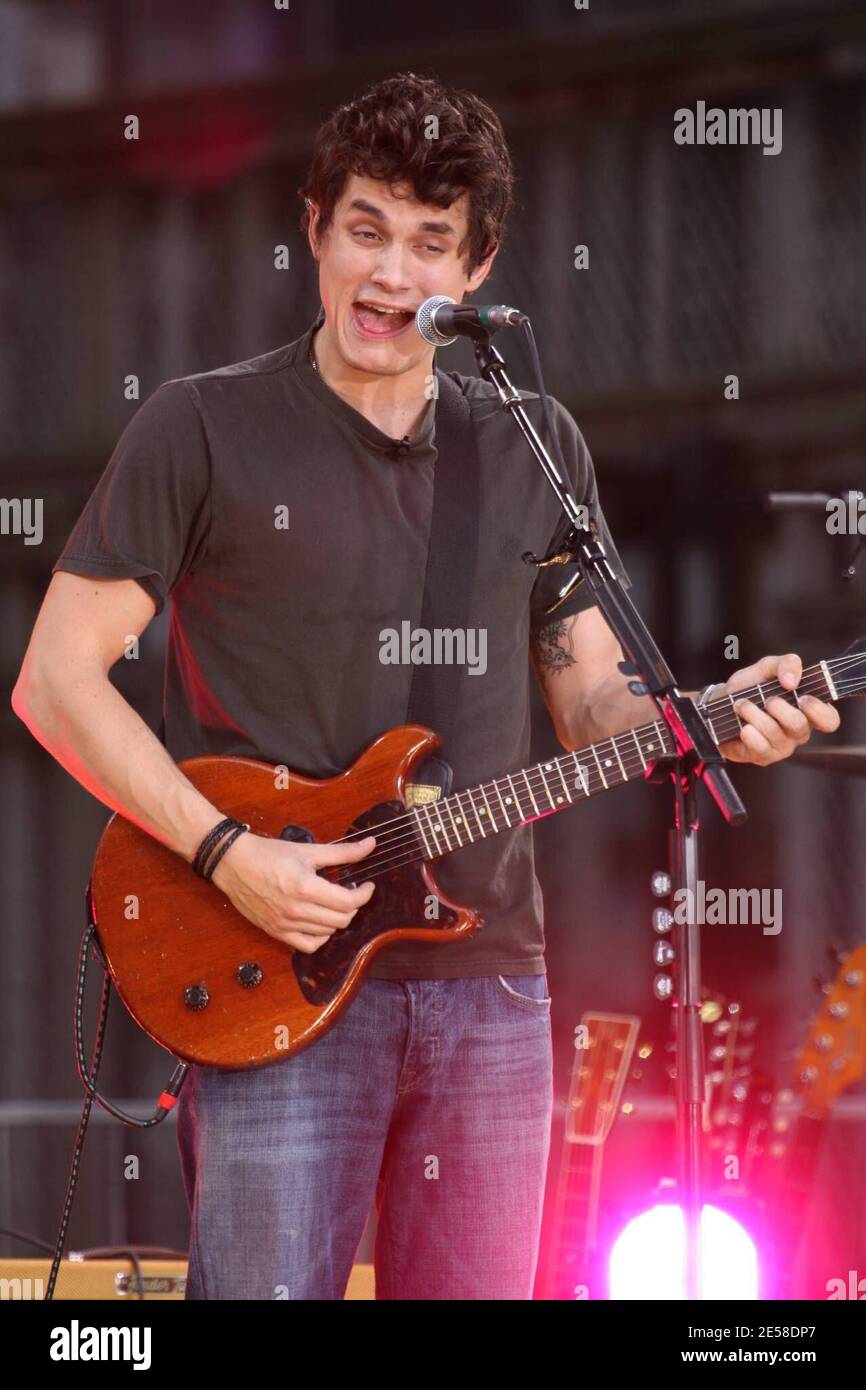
[{"xmin": 609, "ymin": 1203, "xmax": 759, "ymax": 1299}]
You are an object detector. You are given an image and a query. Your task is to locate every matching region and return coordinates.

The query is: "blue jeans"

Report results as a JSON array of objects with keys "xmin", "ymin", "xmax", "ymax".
[{"xmin": 175, "ymin": 973, "xmax": 553, "ymax": 1299}]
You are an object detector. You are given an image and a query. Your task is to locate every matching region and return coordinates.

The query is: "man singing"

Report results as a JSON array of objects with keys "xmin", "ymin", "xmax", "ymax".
[{"xmin": 12, "ymin": 72, "xmax": 839, "ymax": 1299}]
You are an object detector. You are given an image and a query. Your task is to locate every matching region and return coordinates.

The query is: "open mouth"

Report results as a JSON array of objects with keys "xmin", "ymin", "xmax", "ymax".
[{"xmin": 352, "ymin": 300, "xmax": 415, "ymax": 339}]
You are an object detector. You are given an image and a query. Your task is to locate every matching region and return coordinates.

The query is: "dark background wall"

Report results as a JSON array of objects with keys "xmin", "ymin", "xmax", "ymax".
[{"xmin": 2, "ymin": 0, "xmax": 865, "ymax": 1294}]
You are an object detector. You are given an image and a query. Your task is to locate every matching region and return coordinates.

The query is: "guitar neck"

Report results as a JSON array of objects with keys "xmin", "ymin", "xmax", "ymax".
[
  {"xmin": 544, "ymin": 1143, "xmax": 604, "ymax": 1298},
  {"xmin": 415, "ymin": 655, "xmax": 855, "ymax": 861}
]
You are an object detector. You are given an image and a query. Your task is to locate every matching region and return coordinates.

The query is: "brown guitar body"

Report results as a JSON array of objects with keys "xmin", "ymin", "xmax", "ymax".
[{"xmin": 90, "ymin": 725, "xmax": 481, "ymax": 1070}]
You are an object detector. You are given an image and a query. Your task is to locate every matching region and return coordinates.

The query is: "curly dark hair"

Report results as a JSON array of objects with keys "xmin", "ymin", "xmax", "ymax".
[{"xmin": 299, "ymin": 72, "xmax": 514, "ymax": 276}]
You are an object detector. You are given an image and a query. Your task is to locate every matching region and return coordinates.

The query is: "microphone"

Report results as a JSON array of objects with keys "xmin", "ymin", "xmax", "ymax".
[{"xmin": 415, "ymin": 295, "xmax": 526, "ymax": 347}]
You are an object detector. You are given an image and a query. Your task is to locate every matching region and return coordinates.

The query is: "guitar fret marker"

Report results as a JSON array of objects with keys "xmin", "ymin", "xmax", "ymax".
[
  {"xmin": 443, "ymin": 800, "xmax": 463, "ymax": 848},
  {"xmin": 466, "ymin": 789, "xmax": 485, "ymax": 838},
  {"xmin": 480, "ymin": 782, "xmax": 497, "ymax": 830},
  {"xmin": 494, "ymin": 780, "xmax": 512, "ymax": 827},
  {"xmin": 506, "ymin": 774, "xmax": 525, "ymax": 820},
  {"xmin": 434, "ymin": 810, "xmax": 452, "ymax": 853}
]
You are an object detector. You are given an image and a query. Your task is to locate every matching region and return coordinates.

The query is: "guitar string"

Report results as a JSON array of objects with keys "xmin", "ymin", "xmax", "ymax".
[
  {"xmin": 327, "ymin": 657, "xmax": 861, "ymax": 855},
  {"xmin": 325, "ymin": 662, "xmax": 861, "ymax": 882},
  {"xmin": 306, "ymin": 658, "xmax": 863, "ymax": 885}
]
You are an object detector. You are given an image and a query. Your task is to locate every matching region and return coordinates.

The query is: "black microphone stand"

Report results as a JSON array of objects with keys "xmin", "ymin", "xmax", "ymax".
[{"xmin": 469, "ymin": 329, "xmax": 748, "ymax": 1300}]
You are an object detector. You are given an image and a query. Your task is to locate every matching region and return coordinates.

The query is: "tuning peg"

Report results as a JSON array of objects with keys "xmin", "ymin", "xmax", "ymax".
[{"xmin": 651, "ymin": 870, "xmax": 672, "ymax": 897}]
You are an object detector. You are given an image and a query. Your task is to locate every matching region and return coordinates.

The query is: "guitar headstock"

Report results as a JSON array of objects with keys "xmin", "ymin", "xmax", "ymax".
[
  {"xmin": 703, "ymin": 998, "xmax": 759, "ymax": 1140},
  {"xmin": 796, "ymin": 945, "xmax": 866, "ymax": 1115},
  {"xmin": 567, "ymin": 1012, "xmax": 641, "ymax": 1145}
]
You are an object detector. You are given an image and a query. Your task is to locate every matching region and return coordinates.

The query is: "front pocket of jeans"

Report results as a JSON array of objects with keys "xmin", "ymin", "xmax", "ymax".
[{"xmin": 493, "ymin": 974, "xmax": 551, "ymax": 1012}]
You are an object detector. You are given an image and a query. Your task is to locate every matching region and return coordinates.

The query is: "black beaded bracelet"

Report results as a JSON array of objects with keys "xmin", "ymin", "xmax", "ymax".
[{"xmin": 192, "ymin": 817, "xmax": 249, "ymax": 881}]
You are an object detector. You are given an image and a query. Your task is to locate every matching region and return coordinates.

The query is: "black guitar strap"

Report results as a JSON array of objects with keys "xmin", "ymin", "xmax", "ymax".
[
  {"xmin": 404, "ymin": 369, "xmax": 481, "ymax": 798},
  {"xmin": 156, "ymin": 370, "xmax": 482, "ymax": 776}
]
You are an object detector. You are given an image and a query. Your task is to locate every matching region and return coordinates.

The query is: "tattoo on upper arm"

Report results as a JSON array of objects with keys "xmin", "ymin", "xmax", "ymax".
[{"xmin": 530, "ymin": 615, "xmax": 578, "ymax": 675}]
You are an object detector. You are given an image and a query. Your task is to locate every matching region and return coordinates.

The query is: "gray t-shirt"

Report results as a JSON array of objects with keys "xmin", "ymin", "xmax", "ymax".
[{"xmin": 53, "ymin": 315, "xmax": 630, "ymax": 978}]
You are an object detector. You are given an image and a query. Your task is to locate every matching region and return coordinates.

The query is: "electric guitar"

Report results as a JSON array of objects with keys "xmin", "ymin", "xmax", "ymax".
[{"xmin": 89, "ymin": 642, "xmax": 866, "ymax": 1069}]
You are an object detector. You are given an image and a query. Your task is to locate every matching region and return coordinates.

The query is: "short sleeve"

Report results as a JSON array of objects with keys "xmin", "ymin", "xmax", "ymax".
[
  {"xmin": 528, "ymin": 396, "xmax": 630, "ymax": 629},
  {"xmin": 52, "ymin": 380, "xmax": 212, "ymax": 617}
]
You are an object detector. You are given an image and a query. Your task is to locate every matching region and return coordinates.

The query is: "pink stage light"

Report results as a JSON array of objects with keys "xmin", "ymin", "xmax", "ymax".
[{"xmin": 609, "ymin": 1203, "xmax": 759, "ymax": 1299}]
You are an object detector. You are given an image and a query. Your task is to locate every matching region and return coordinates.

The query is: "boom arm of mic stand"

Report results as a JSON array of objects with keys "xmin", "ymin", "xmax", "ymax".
[{"xmin": 471, "ymin": 333, "xmax": 747, "ymax": 827}]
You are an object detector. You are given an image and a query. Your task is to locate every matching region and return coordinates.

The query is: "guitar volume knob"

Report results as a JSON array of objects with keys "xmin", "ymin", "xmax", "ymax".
[
  {"xmin": 184, "ymin": 983, "xmax": 209, "ymax": 1011},
  {"xmin": 237, "ymin": 962, "xmax": 263, "ymax": 988}
]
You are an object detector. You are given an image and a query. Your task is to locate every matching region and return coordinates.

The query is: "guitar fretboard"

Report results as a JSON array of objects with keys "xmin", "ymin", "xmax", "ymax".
[{"xmin": 410, "ymin": 659, "xmax": 840, "ymax": 861}]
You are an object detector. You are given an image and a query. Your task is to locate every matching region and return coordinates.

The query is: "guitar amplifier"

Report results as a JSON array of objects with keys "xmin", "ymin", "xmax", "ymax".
[{"xmin": 0, "ymin": 1258, "xmax": 376, "ymax": 1300}]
